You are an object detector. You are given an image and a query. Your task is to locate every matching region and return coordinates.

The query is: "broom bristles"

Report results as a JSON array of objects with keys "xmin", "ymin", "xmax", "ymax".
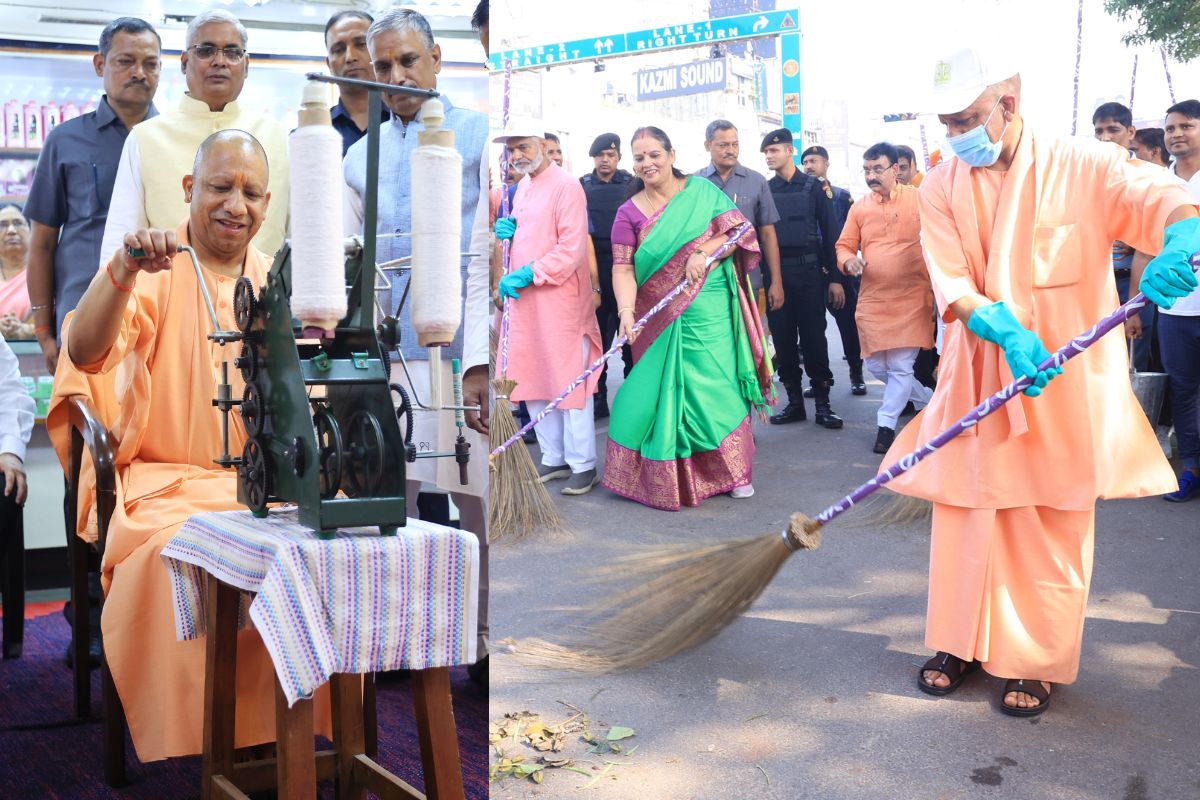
[
  {"xmin": 512, "ymin": 527, "xmax": 803, "ymax": 673},
  {"xmin": 853, "ymin": 490, "xmax": 933, "ymax": 529},
  {"xmin": 487, "ymin": 378, "xmax": 566, "ymax": 542}
]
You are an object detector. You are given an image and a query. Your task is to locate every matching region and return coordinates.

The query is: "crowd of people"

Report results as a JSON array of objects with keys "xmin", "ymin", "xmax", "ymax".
[
  {"xmin": 493, "ymin": 77, "xmax": 1200, "ymax": 512},
  {"xmin": 1, "ymin": 3, "xmax": 493, "ymax": 768},
  {"xmin": 492, "ymin": 42, "xmax": 1199, "ymax": 718}
]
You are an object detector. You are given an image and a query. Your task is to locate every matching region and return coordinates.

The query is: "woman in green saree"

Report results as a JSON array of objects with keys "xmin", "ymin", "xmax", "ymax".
[{"xmin": 601, "ymin": 127, "xmax": 775, "ymax": 511}]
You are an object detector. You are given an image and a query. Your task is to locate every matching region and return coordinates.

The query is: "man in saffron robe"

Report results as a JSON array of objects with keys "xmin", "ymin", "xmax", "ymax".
[
  {"xmin": 47, "ymin": 130, "xmax": 329, "ymax": 760},
  {"xmin": 887, "ymin": 46, "xmax": 1199, "ymax": 716}
]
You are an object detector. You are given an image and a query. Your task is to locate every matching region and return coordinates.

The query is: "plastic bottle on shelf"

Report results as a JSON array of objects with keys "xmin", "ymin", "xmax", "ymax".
[
  {"xmin": 81, "ymin": 100, "xmax": 96, "ymax": 116},
  {"xmin": 42, "ymin": 102, "xmax": 61, "ymax": 138},
  {"xmin": 23, "ymin": 101, "xmax": 41, "ymax": 148},
  {"xmin": 61, "ymin": 101, "xmax": 79, "ymax": 122},
  {"xmin": 4, "ymin": 101, "xmax": 22, "ymax": 148}
]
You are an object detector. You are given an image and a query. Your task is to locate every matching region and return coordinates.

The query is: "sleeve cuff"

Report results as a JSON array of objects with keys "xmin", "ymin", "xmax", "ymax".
[{"xmin": 0, "ymin": 436, "xmax": 26, "ymax": 463}]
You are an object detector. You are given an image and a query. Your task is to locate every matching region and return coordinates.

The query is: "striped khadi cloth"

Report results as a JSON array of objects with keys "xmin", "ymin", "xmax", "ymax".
[{"xmin": 160, "ymin": 507, "xmax": 479, "ymax": 706}]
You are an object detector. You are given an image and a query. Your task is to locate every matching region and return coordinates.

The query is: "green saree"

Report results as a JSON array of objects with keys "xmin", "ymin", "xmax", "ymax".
[{"xmin": 602, "ymin": 177, "xmax": 774, "ymax": 511}]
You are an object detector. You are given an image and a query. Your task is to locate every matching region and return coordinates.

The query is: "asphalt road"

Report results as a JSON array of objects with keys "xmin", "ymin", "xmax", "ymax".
[{"xmin": 489, "ymin": 328, "xmax": 1200, "ymax": 800}]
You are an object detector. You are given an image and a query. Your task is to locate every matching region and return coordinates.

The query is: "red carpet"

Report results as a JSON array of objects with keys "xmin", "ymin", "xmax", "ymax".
[{"xmin": 0, "ymin": 609, "xmax": 487, "ymax": 798}]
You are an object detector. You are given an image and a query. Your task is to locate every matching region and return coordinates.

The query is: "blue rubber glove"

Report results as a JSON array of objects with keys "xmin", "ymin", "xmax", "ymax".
[
  {"xmin": 497, "ymin": 265, "xmax": 534, "ymax": 300},
  {"xmin": 495, "ymin": 216, "xmax": 517, "ymax": 241},
  {"xmin": 967, "ymin": 301, "xmax": 1063, "ymax": 397},
  {"xmin": 1141, "ymin": 217, "xmax": 1200, "ymax": 308}
]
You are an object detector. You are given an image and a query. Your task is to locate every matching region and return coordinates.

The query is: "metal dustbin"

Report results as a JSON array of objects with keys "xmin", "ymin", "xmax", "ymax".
[{"xmin": 1130, "ymin": 369, "xmax": 1168, "ymax": 425}]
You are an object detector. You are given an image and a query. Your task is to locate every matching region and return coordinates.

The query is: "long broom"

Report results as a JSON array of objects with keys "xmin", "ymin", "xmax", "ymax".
[
  {"xmin": 490, "ymin": 223, "xmax": 755, "ymax": 457},
  {"xmin": 488, "ymin": 57, "xmax": 565, "ymax": 541},
  {"xmin": 510, "ymin": 288, "xmax": 1163, "ymax": 672}
]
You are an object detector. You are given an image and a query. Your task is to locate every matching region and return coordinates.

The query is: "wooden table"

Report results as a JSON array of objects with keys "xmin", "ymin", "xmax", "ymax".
[{"xmin": 199, "ymin": 572, "xmax": 466, "ymax": 800}]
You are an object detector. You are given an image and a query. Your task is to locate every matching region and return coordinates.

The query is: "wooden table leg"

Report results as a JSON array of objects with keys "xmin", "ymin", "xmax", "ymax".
[
  {"xmin": 275, "ymin": 679, "xmax": 316, "ymax": 800},
  {"xmin": 411, "ymin": 668, "xmax": 465, "ymax": 800},
  {"xmin": 331, "ymin": 674, "xmax": 366, "ymax": 800},
  {"xmin": 202, "ymin": 575, "xmax": 240, "ymax": 800}
]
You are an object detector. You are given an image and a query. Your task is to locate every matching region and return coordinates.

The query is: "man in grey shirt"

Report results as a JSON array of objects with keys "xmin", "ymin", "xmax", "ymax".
[
  {"xmin": 22, "ymin": 17, "xmax": 160, "ymax": 670},
  {"xmin": 25, "ymin": 17, "xmax": 161, "ymax": 374},
  {"xmin": 695, "ymin": 119, "xmax": 785, "ymax": 314}
]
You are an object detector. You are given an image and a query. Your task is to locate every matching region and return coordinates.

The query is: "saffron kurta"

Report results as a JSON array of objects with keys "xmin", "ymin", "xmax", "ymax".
[
  {"xmin": 834, "ymin": 183, "xmax": 933, "ymax": 358},
  {"xmin": 47, "ymin": 222, "xmax": 329, "ymax": 761},
  {"xmin": 503, "ymin": 161, "xmax": 601, "ymax": 408},
  {"xmin": 887, "ymin": 131, "xmax": 1192, "ymax": 683}
]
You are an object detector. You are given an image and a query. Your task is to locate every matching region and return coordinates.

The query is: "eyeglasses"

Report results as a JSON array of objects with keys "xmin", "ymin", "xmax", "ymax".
[
  {"xmin": 711, "ymin": 142, "xmax": 739, "ymax": 151},
  {"xmin": 0, "ymin": 219, "xmax": 27, "ymax": 231},
  {"xmin": 862, "ymin": 165, "xmax": 895, "ymax": 176},
  {"xmin": 188, "ymin": 44, "xmax": 246, "ymax": 63}
]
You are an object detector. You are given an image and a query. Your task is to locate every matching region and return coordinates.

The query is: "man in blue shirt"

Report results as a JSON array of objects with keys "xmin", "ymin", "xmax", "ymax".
[
  {"xmin": 324, "ymin": 10, "xmax": 390, "ymax": 156},
  {"xmin": 342, "ymin": 8, "xmax": 490, "ymax": 679},
  {"xmin": 25, "ymin": 16, "xmax": 161, "ymax": 374}
]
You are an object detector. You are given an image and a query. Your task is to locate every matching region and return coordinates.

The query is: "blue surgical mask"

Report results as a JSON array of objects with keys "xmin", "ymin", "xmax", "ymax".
[{"xmin": 945, "ymin": 98, "xmax": 1007, "ymax": 167}]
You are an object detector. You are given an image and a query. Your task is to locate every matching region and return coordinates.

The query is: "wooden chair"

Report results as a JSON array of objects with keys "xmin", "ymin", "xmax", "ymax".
[
  {"xmin": 65, "ymin": 394, "xmax": 127, "ymax": 786},
  {"xmin": 64, "ymin": 394, "xmax": 380, "ymax": 791},
  {"xmin": 0, "ymin": 488, "xmax": 24, "ymax": 659}
]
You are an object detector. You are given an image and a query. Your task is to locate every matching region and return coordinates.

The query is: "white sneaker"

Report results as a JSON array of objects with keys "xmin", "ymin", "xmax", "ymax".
[{"xmin": 730, "ymin": 484, "xmax": 755, "ymax": 499}]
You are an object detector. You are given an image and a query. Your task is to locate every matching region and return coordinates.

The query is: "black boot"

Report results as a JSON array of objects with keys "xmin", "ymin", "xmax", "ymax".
[
  {"xmin": 770, "ymin": 387, "xmax": 807, "ymax": 424},
  {"xmin": 803, "ymin": 378, "xmax": 833, "ymax": 399},
  {"xmin": 873, "ymin": 425, "xmax": 896, "ymax": 454},
  {"xmin": 849, "ymin": 364, "xmax": 867, "ymax": 395},
  {"xmin": 813, "ymin": 395, "xmax": 844, "ymax": 429}
]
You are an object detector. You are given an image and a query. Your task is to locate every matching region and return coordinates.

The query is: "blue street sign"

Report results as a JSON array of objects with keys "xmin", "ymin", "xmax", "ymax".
[{"xmin": 489, "ymin": 9, "xmax": 798, "ymax": 71}]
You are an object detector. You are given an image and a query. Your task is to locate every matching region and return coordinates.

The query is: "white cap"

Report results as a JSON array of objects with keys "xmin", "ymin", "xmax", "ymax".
[
  {"xmin": 928, "ymin": 46, "xmax": 1019, "ymax": 116},
  {"xmin": 491, "ymin": 118, "xmax": 546, "ymax": 143}
]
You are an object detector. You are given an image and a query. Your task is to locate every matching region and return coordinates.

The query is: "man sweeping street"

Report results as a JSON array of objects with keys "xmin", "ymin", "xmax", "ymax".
[
  {"xmin": 887, "ymin": 45, "xmax": 1199, "ymax": 716},
  {"xmin": 493, "ymin": 122, "xmax": 603, "ymax": 496}
]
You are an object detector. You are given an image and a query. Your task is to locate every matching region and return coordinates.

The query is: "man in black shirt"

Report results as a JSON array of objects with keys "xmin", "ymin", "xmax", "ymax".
[
  {"xmin": 762, "ymin": 129, "xmax": 844, "ymax": 428},
  {"xmin": 580, "ymin": 133, "xmax": 634, "ymax": 418},
  {"xmin": 801, "ymin": 145, "xmax": 866, "ymax": 396},
  {"xmin": 324, "ymin": 10, "xmax": 391, "ymax": 156}
]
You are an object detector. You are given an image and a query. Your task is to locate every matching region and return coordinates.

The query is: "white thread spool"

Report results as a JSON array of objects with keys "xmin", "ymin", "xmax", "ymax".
[
  {"xmin": 411, "ymin": 97, "xmax": 463, "ymax": 350},
  {"xmin": 289, "ymin": 81, "xmax": 347, "ymax": 332}
]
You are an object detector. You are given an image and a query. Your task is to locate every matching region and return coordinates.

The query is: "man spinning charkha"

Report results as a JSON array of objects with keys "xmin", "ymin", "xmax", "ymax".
[{"xmin": 47, "ymin": 130, "xmax": 331, "ymax": 761}]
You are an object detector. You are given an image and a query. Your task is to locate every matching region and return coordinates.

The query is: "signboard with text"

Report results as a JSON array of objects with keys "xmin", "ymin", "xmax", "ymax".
[
  {"xmin": 489, "ymin": 9, "xmax": 798, "ymax": 71},
  {"xmin": 636, "ymin": 59, "xmax": 728, "ymax": 101}
]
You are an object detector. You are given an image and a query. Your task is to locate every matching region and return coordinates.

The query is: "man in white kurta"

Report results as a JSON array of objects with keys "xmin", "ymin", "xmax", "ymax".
[{"xmin": 99, "ymin": 10, "xmax": 289, "ymax": 267}]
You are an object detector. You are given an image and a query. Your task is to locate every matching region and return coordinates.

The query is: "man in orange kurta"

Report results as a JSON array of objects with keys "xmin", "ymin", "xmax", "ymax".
[
  {"xmin": 47, "ymin": 130, "xmax": 329, "ymax": 760},
  {"xmin": 887, "ymin": 47, "xmax": 1198, "ymax": 716},
  {"xmin": 835, "ymin": 141, "xmax": 934, "ymax": 454},
  {"xmin": 493, "ymin": 124, "xmax": 603, "ymax": 495}
]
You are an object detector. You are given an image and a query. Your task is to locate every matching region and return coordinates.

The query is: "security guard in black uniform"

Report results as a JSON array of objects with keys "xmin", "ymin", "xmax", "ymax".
[
  {"xmin": 800, "ymin": 144, "xmax": 867, "ymax": 397},
  {"xmin": 761, "ymin": 128, "xmax": 844, "ymax": 428},
  {"xmin": 580, "ymin": 133, "xmax": 634, "ymax": 418}
]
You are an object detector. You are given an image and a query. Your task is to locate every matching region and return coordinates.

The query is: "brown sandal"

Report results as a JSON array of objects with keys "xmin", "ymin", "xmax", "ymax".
[{"xmin": 917, "ymin": 652, "xmax": 980, "ymax": 696}]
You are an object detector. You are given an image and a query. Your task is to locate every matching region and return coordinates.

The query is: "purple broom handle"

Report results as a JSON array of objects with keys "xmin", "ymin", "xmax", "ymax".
[
  {"xmin": 811, "ymin": 291, "xmax": 1155, "ymax": 527},
  {"xmin": 498, "ymin": 58, "xmax": 514, "ymax": 376},
  {"xmin": 491, "ymin": 223, "xmax": 754, "ymax": 457}
]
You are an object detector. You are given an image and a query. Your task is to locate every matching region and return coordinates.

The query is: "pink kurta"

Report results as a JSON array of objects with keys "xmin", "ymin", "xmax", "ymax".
[
  {"xmin": 47, "ymin": 222, "xmax": 330, "ymax": 761},
  {"xmin": 502, "ymin": 162, "xmax": 601, "ymax": 408},
  {"xmin": 834, "ymin": 184, "xmax": 933, "ymax": 358}
]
